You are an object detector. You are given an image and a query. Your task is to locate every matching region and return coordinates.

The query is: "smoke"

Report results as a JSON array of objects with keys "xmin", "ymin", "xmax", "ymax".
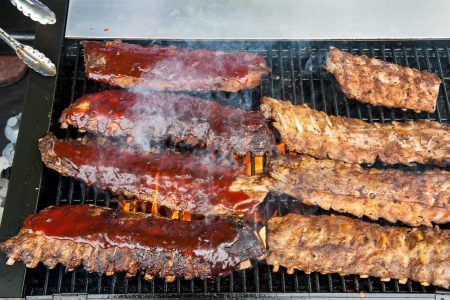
[
  {"xmin": 80, "ymin": 39, "xmax": 319, "ymax": 217},
  {"xmin": 303, "ymin": 50, "xmax": 328, "ymax": 75},
  {"xmin": 121, "ymin": 40, "xmax": 273, "ymax": 153}
]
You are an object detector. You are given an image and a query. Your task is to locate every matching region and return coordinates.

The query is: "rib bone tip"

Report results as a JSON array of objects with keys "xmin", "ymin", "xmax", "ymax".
[
  {"xmin": 380, "ymin": 277, "xmax": 390, "ymax": 282},
  {"xmin": 106, "ymin": 271, "xmax": 114, "ymax": 276},
  {"xmin": 165, "ymin": 275, "xmax": 176, "ymax": 283},
  {"xmin": 144, "ymin": 274, "xmax": 154, "ymax": 281},
  {"xmin": 258, "ymin": 226, "xmax": 267, "ymax": 248},
  {"xmin": 239, "ymin": 259, "xmax": 251, "ymax": 270},
  {"xmin": 6, "ymin": 258, "xmax": 15, "ymax": 265},
  {"xmin": 398, "ymin": 278, "xmax": 408, "ymax": 284},
  {"xmin": 359, "ymin": 274, "xmax": 369, "ymax": 278},
  {"xmin": 272, "ymin": 264, "xmax": 280, "ymax": 273},
  {"xmin": 287, "ymin": 267, "xmax": 294, "ymax": 275},
  {"xmin": 26, "ymin": 262, "xmax": 37, "ymax": 268},
  {"xmin": 421, "ymin": 281, "xmax": 430, "ymax": 286}
]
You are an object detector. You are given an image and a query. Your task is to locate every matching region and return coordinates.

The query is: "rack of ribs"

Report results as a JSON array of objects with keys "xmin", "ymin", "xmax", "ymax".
[
  {"xmin": 325, "ymin": 47, "xmax": 441, "ymax": 113},
  {"xmin": 83, "ymin": 41, "xmax": 270, "ymax": 92},
  {"xmin": 266, "ymin": 155, "xmax": 450, "ymax": 227},
  {"xmin": 0, "ymin": 205, "xmax": 265, "ymax": 280},
  {"xmin": 261, "ymin": 97, "xmax": 450, "ymax": 165},
  {"xmin": 38, "ymin": 133, "xmax": 269, "ymax": 216},
  {"xmin": 60, "ymin": 90, "xmax": 275, "ymax": 156},
  {"xmin": 266, "ymin": 213, "xmax": 450, "ymax": 288}
]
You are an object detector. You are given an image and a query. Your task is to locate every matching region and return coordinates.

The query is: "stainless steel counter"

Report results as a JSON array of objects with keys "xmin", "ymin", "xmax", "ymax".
[{"xmin": 66, "ymin": 0, "xmax": 450, "ymax": 39}]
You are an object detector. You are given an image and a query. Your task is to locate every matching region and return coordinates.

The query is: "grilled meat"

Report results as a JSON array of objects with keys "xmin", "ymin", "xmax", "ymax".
[
  {"xmin": 267, "ymin": 155, "xmax": 450, "ymax": 227},
  {"xmin": 60, "ymin": 90, "xmax": 275, "ymax": 156},
  {"xmin": 83, "ymin": 41, "xmax": 270, "ymax": 92},
  {"xmin": 325, "ymin": 47, "xmax": 441, "ymax": 112},
  {"xmin": 261, "ymin": 97, "xmax": 450, "ymax": 165},
  {"xmin": 0, "ymin": 205, "xmax": 264, "ymax": 280},
  {"xmin": 38, "ymin": 134, "xmax": 268, "ymax": 216},
  {"xmin": 266, "ymin": 214, "xmax": 450, "ymax": 288}
]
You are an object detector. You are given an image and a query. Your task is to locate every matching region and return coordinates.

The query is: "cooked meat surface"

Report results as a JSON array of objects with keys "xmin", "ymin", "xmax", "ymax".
[
  {"xmin": 38, "ymin": 134, "xmax": 268, "ymax": 216},
  {"xmin": 267, "ymin": 155, "xmax": 450, "ymax": 227},
  {"xmin": 83, "ymin": 41, "xmax": 270, "ymax": 92},
  {"xmin": 325, "ymin": 47, "xmax": 441, "ymax": 112},
  {"xmin": 0, "ymin": 205, "xmax": 264, "ymax": 279},
  {"xmin": 261, "ymin": 97, "xmax": 450, "ymax": 165},
  {"xmin": 266, "ymin": 214, "xmax": 450, "ymax": 288},
  {"xmin": 60, "ymin": 90, "xmax": 275, "ymax": 156}
]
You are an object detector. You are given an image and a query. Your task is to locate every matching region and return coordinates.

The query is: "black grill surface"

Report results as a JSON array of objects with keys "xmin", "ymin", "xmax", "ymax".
[{"xmin": 14, "ymin": 39, "xmax": 450, "ymax": 297}]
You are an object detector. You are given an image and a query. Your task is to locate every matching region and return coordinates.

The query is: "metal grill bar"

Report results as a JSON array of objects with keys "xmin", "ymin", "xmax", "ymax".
[{"xmin": 18, "ymin": 40, "xmax": 450, "ymax": 297}]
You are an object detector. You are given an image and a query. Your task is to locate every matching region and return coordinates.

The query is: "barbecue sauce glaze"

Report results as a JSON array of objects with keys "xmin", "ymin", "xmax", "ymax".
[
  {"xmin": 46, "ymin": 135, "xmax": 258, "ymax": 214},
  {"xmin": 13, "ymin": 204, "xmax": 265, "ymax": 276},
  {"xmin": 82, "ymin": 41, "xmax": 268, "ymax": 91},
  {"xmin": 24, "ymin": 205, "xmax": 238, "ymax": 250},
  {"xmin": 61, "ymin": 90, "xmax": 274, "ymax": 156}
]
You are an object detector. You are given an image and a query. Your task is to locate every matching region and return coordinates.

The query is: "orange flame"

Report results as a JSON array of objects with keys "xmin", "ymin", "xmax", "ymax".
[
  {"xmin": 149, "ymin": 172, "xmax": 160, "ymax": 216},
  {"xmin": 180, "ymin": 211, "xmax": 192, "ymax": 221},
  {"xmin": 243, "ymin": 153, "xmax": 264, "ymax": 176},
  {"xmin": 243, "ymin": 153, "xmax": 251, "ymax": 176},
  {"xmin": 155, "ymin": 172, "xmax": 160, "ymax": 196},
  {"xmin": 151, "ymin": 202, "xmax": 159, "ymax": 216},
  {"xmin": 118, "ymin": 199, "xmax": 130, "ymax": 212},
  {"xmin": 254, "ymin": 156, "xmax": 263, "ymax": 174},
  {"xmin": 272, "ymin": 209, "xmax": 279, "ymax": 217},
  {"xmin": 171, "ymin": 211, "xmax": 180, "ymax": 219},
  {"xmin": 277, "ymin": 143, "xmax": 286, "ymax": 155},
  {"xmin": 132, "ymin": 199, "xmax": 139, "ymax": 212}
]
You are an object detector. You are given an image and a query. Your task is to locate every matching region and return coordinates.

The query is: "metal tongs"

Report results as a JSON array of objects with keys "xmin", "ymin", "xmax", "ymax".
[
  {"xmin": 0, "ymin": 0, "xmax": 57, "ymax": 76},
  {"xmin": 0, "ymin": 27, "xmax": 56, "ymax": 76},
  {"xmin": 10, "ymin": 0, "xmax": 56, "ymax": 25}
]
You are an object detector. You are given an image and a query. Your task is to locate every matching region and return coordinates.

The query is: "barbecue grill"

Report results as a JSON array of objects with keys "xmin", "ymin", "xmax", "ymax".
[{"xmin": 0, "ymin": 0, "xmax": 449, "ymax": 298}]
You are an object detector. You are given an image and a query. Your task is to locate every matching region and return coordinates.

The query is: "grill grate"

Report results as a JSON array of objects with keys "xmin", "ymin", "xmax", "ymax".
[{"xmin": 22, "ymin": 40, "xmax": 449, "ymax": 296}]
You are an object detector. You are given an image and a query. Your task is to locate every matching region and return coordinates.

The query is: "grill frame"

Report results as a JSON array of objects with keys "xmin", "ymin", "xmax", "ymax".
[{"xmin": 0, "ymin": 1, "xmax": 449, "ymax": 298}]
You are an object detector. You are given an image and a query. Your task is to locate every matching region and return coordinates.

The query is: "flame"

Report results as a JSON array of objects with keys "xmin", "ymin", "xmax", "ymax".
[
  {"xmin": 118, "ymin": 199, "xmax": 130, "ymax": 212},
  {"xmin": 254, "ymin": 156, "xmax": 263, "ymax": 174},
  {"xmin": 154, "ymin": 172, "xmax": 160, "ymax": 197},
  {"xmin": 148, "ymin": 172, "xmax": 160, "ymax": 216},
  {"xmin": 151, "ymin": 202, "xmax": 159, "ymax": 216},
  {"xmin": 272, "ymin": 209, "xmax": 278, "ymax": 217},
  {"xmin": 171, "ymin": 211, "xmax": 180, "ymax": 219},
  {"xmin": 242, "ymin": 153, "xmax": 263, "ymax": 176},
  {"xmin": 243, "ymin": 153, "xmax": 251, "ymax": 176},
  {"xmin": 288, "ymin": 151, "xmax": 297, "ymax": 156},
  {"xmin": 277, "ymin": 143, "xmax": 286, "ymax": 155},
  {"xmin": 180, "ymin": 211, "xmax": 192, "ymax": 221},
  {"xmin": 121, "ymin": 198, "xmax": 192, "ymax": 221}
]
